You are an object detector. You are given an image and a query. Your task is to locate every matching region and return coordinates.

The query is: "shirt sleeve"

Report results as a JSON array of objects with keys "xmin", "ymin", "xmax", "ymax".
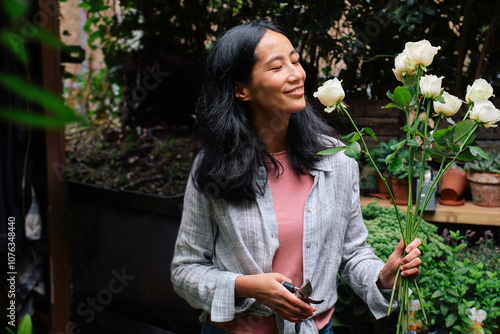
[
  {"xmin": 338, "ymin": 158, "xmax": 397, "ymax": 320},
  {"xmin": 170, "ymin": 171, "xmax": 242, "ymax": 322}
]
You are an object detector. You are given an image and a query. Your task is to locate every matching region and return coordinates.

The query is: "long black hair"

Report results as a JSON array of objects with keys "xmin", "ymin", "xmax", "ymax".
[{"xmin": 194, "ymin": 19, "xmax": 336, "ymax": 202}]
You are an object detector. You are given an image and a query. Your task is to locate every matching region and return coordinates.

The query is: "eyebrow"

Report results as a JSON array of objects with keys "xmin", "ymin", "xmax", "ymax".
[{"xmin": 263, "ymin": 49, "xmax": 298, "ymax": 66}]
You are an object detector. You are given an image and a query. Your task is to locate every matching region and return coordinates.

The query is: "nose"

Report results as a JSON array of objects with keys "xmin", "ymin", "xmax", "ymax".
[{"xmin": 287, "ymin": 63, "xmax": 305, "ymax": 82}]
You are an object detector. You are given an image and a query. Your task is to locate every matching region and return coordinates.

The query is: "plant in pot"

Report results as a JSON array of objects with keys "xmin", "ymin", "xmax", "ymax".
[
  {"xmin": 389, "ymin": 148, "xmax": 425, "ymax": 205},
  {"xmin": 370, "ymin": 138, "xmax": 405, "ymax": 198},
  {"xmin": 439, "ymin": 164, "xmax": 468, "ymax": 206},
  {"xmin": 464, "ymin": 150, "xmax": 500, "ymax": 207}
]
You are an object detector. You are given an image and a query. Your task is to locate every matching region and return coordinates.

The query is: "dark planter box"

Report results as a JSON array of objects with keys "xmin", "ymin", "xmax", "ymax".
[{"xmin": 68, "ymin": 181, "xmax": 201, "ymax": 334}]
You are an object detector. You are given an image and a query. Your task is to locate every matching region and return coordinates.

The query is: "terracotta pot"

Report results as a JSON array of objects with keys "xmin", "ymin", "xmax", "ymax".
[
  {"xmin": 390, "ymin": 176, "xmax": 417, "ymax": 205},
  {"xmin": 440, "ymin": 168, "xmax": 468, "ymax": 201},
  {"xmin": 375, "ymin": 173, "xmax": 390, "ymax": 199},
  {"xmin": 467, "ymin": 172, "xmax": 500, "ymax": 207}
]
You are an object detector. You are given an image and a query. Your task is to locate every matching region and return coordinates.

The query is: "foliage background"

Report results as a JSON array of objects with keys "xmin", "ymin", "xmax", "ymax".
[
  {"xmin": 61, "ymin": 0, "xmax": 500, "ymax": 194},
  {"xmin": 75, "ymin": 0, "xmax": 500, "ymax": 130}
]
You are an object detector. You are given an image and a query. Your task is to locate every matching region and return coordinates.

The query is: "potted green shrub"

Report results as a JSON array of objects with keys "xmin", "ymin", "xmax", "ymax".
[
  {"xmin": 389, "ymin": 148, "xmax": 425, "ymax": 205},
  {"xmin": 370, "ymin": 138, "xmax": 404, "ymax": 198},
  {"xmin": 464, "ymin": 150, "xmax": 500, "ymax": 207}
]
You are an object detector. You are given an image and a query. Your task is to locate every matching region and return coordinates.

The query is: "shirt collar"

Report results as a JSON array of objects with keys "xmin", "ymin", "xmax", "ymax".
[{"xmin": 311, "ymin": 156, "xmax": 334, "ymax": 172}]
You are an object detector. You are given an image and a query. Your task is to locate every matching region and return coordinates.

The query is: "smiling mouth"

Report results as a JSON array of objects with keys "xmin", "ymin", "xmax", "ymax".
[{"xmin": 286, "ymin": 86, "xmax": 304, "ymax": 94}]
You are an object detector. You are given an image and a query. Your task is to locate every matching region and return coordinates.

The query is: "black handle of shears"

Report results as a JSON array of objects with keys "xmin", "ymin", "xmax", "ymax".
[{"xmin": 281, "ymin": 281, "xmax": 296, "ymax": 294}]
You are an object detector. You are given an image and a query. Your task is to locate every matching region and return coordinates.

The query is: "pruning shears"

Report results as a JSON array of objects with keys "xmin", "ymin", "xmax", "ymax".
[{"xmin": 281, "ymin": 280, "xmax": 324, "ymax": 333}]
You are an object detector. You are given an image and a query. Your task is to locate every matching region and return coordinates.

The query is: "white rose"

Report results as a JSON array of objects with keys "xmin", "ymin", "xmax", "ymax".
[
  {"xmin": 419, "ymin": 75, "xmax": 444, "ymax": 98},
  {"xmin": 433, "ymin": 92, "xmax": 462, "ymax": 117},
  {"xmin": 393, "ymin": 51, "xmax": 416, "ymax": 82},
  {"xmin": 465, "ymin": 78, "xmax": 495, "ymax": 102},
  {"xmin": 469, "ymin": 100, "xmax": 500, "ymax": 128},
  {"xmin": 313, "ymin": 78, "xmax": 345, "ymax": 110},
  {"xmin": 404, "ymin": 40, "xmax": 441, "ymax": 67}
]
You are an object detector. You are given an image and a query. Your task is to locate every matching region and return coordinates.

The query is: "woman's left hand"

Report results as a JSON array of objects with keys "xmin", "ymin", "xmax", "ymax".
[{"xmin": 377, "ymin": 237, "xmax": 422, "ymax": 290}]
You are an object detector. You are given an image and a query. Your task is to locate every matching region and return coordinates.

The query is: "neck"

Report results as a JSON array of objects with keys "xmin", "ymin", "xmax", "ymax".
[{"xmin": 252, "ymin": 109, "xmax": 290, "ymax": 153}]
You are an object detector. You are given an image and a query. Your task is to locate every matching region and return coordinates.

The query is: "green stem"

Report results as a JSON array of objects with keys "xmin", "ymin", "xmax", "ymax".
[
  {"xmin": 463, "ymin": 103, "xmax": 473, "ymax": 121},
  {"xmin": 387, "ymin": 266, "xmax": 402, "ymax": 316},
  {"xmin": 341, "ymin": 104, "xmax": 406, "ymax": 240},
  {"xmin": 413, "ymin": 280, "xmax": 428, "ymax": 325},
  {"xmin": 412, "ymin": 99, "xmax": 432, "ymax": 234},
  {"xmin": 434, "ymin": 116, "xmax": 442, "ymax": 131}
]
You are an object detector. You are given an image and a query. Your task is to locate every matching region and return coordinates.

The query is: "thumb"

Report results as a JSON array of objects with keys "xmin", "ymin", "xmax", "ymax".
[{"xmin": 394, "ymin": 237, "xmax": 405, "ymax": 256}]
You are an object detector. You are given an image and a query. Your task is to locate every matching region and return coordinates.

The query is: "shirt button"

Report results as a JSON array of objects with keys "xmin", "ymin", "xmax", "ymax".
[
  {"xmin": 306, "ymin": 242, "xmax": 311, "ymax": 248},
  {"xmin": 307, "ymin": 208, "xmax": 313, "ymax": 213}
]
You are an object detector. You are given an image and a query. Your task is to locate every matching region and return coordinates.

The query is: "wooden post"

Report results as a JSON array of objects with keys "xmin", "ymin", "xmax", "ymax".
[{"xmin": 38, "ymin": 0, "xmax": 72, "ymax": 332}]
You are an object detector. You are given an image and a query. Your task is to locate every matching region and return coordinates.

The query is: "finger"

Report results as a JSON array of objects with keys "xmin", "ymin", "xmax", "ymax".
[
  {"xmin": 405, "ymin": 238, "xmax": 422, "ymax": 253},
  {"xmin": 402, "ymin": 257, "xmax": 422, "ymax": 271},
  {"xmin": 401, "ymin": 265, "xmax": 421, "ymax": 278},
  {"xmin": 273, "ymin": 299, "xmax": 315, "ymax": 321},
  {"xmin": 402, "ymin": 248, "xmax": 422, "ymax": 265}
]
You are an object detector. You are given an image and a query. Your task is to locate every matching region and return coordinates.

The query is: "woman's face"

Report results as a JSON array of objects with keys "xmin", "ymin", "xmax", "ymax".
[{"xmin": 236, "ymin": 30, "xmax": 306, "ymax": 120}]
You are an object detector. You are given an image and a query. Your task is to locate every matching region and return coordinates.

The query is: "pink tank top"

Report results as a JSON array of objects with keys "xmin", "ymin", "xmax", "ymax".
[{"xmin": 268, "ymin": 151, "xmax": 333, "ymax": 331}]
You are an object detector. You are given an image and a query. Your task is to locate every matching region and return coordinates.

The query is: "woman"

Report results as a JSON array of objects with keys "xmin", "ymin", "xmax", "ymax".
[{"xmin": 171, "ymin": 20, "xmax": 421, "ymax": 334}]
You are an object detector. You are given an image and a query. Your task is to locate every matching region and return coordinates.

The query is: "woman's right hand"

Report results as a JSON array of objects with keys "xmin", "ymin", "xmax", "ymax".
[{"xmin": 235, "ymin": 273, "xmax": 316, "ymax": 323}]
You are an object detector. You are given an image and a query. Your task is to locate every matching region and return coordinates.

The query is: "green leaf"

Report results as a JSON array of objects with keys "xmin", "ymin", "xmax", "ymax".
[
  {"xmin": 469, "ymin": 146, "xmax": 490, "ymax": 160},
  {"xmin": 407, "ymin": 138, "xmax": 420, "ymax": 148},
  {"xmin": 386, "ymin": 90, "xmax": 394, "ymax": 101},
  {"xmin": 457, "ymin": 148, "xmax": 477, "ymax": 162},
  {"xmin": 0, "ymin": 109, "xmax": 77, "ymax": 128},
  {"xmin": 317, "ymin": 146, "xmax": 346, "ymax": 156},
  {"xmin": 431, "ymin": 289, "xmax": 443, "ymax": 298},
  {"xmin": 383, "ymin": 102, "xmax": 403, "ymax": 110},
  {"xmin": 452, "ymin": 119, "xmax": 477, "ymax": 147},
  {"xmin": 433, "ymin": 95, "xmax": 445, "ymax": 104},
  {"xmin": 18, "ymin": 314, "xmax": 32, "ymax": 334},
  {"xmin": 393, "ymin": 86, "xmax": 412, "ymax": 106},
  {"xmin": 403, "ymin": 74, "xmax": 417, "ymax": 88},
  {"xmin": 433, "ymin": 127, "xmax": 452, "ymax": 148},
  {"xmin": 0, "ymin": 74, "xmax": 76, "ymax": 119},
  {"xmin": 453, "ymin": 243, "xmax": 468, "ymax": 252},
  {"xmin": 80, "ymin": 0, "xmax": 110, "ymax": 13},
  {"xmin": 0, "ymin": 31, "xmax": 28, "ymax": 64},
  {"xmin": 362, "ymin": 128, "xmax": 377, "ymax": 141},
  {"xmin": 388, "ymin": 157, "xmax": 403, "ymax": 172},
  {"xmin": 390, "ymin": 139, "xmax": 406, "ymax": 151},
  {"xmin": 341, "ymin": 131, "xmax": 358, "ymax": 142},
  {"xmin": 409, "ymin": 117, "xmax": 424, "ymax": 133},
  {"xmin": 345, "ymin": 141, "xmax": 361, "ymax": 158},
  {"xmin": 4, "ymin": 0, "xmax": 30, "ymax": 21},
  {"xmin": 440, "ymin": 304, "xmax": 450, "ymax": 316},
  {"xmin": 413, "ymin": 148, "xmax": 425, "ymax": 162},
  {"xmin": 348, "ymin": 133, "xmax": 361, "ymax": 143},
  {"xmin": 445, "ymin": 313, "xmax": 458, "ymax": 328},
  {"xmin": 5, "ymin": 328, "xmax": 16, "ymax": 334}
]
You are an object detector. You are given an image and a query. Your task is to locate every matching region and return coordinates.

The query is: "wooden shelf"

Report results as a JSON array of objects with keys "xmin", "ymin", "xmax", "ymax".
[{"xmin": 360, "ymin": 196, "xmax": 500, "ymax": 227}]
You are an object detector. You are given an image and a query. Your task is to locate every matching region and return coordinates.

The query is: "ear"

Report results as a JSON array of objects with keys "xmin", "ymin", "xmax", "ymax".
[{"xmin": 235, "ymin": 82, "xmax": 251, "ymax": 102}]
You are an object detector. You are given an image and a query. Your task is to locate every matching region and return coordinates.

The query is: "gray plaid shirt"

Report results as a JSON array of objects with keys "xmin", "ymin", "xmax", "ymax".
[{"xmin": 171, "ymin": 147, "xmax": 394, "ymax": 333}]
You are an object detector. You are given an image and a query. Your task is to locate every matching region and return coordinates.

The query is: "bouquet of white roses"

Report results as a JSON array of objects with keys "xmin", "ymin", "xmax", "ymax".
[{"xmin": 314, "ymin": 39, "xmax": 500, "ymax": 333}]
